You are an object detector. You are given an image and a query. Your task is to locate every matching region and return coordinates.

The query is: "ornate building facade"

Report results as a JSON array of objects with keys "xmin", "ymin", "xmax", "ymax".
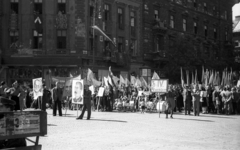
[
  {"xmin": 0, "ymin": 0, "xmax": 143, "ymax": 86},
  {"xmin": 142, "ymin": 0, "xmax": 235, "ymax": 83}
]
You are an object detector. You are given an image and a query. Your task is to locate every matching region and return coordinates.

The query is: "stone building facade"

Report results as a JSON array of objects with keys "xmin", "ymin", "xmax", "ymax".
[
  {"xmin": 141, "ymin": 0, "xmax": 235, "ymax": 82},
  {"xmin": 0, "ymin": 0, "xmax": 143, "ymax": 86}
]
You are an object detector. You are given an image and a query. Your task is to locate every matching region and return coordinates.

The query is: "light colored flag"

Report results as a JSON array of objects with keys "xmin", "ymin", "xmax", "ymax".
[
  {"xmin": 201, "ymin": 66, "xmax": 205, "ymax": 84},
  {"xmin": 237, "ymin": 80, "xmax": 240, "ymax": 87},
  {"xmin": 104, "ymin": 77, "xmax": 109, "ymax": 87},
  {"xmin": 191, "ymin": 71, "xmax": 194, "ymax": 84},
  {"xmin": 112, "ymin": 75, "xmax": 119, "ymax": 86},
  {"xmin": 91, "ymin": 25, "xmax": 116, "ymax": 47},
  {"xmin": 140, "ymin": 77, "xmax": 148, "ymax": 88},
  {"xmin": 125, "ymin": 78, "xmax": 130, "ymax": 87},
  {"xmin": 186, "ymin": 70, "xmax": 189, "ymax": 86},
  {"xmin": 195, "ymin": 69, "xmax": 198, "ymax": 84},
  {"xmin": 87, "ymin": 68, "xmax": 94, "ymax": 83},
  {"xmin": 120, "ymin": 75, "xmax": 126, "ymax": 86},
  {"xmin": 108, "ymin": 75, "xmax": 113, "ymax": 86},
  {"xmin": 134, "ymin": 77, "xmax": 142, "ymax": 87},
  {"xmin": 131, "ymin": 76, "xmax": 136, "ymax": 85},
  {"xmin": 181, "ymin": 67, "xmax": 184, "ymax": 87},
  {"xmin": 209, "ymin": 71, "xmax": 214, "ymax": 85},
  {"xmin": 152, "ymin": 71, "xmax": 160, "ymax": 80}
]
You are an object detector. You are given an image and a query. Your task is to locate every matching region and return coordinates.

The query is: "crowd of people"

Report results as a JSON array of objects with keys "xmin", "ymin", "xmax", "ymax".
[{"xmin": 1, "ymin": 79, "xmax": 240, "ymax": 119}]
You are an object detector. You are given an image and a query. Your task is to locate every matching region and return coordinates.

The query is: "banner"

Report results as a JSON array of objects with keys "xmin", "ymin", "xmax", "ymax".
[
  {"xmin": 152, "ymin": 71, "xmax": 160, "ymax": 80},
  {"xmin": 72, "ymin": 80, "xmax": 84, "ymax": 104},
  {"xmin": 151, "ymin": 79, "xmax": 168, "ymax": 93},
  {"xmin": 33, "ymin": 78, "xmax": 43, "ymax": 100},
  {"xmin": 237, "ymin": 80, "xmax": 240, "ymax": 87}
]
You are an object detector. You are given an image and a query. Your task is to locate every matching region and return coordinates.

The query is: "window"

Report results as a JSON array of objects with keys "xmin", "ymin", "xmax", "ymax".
[
  {"xmin": 154, "ymin": 10, "xmax": 159, "ymax": 19},
  {"xmin": 155, "ymin": 35, "xmax": 164, "ymax": 52},
  {"xmin": 194, "ymin": 22, "xmax": 198, "ymax": 34},
  {"xmin": 224, "ymin": 11, "xmax": 228, "ymax": 20},
  {"xmin": 118, "ymin": 8, "xmax": 124, "ymax": 30},
  {"xmin": 183, "ymin": 18, "xmax": 187, "ymax": 32},
  {"xmin": 193, "ymin": 0, "xmax": 197, "ymax": 9},
  {"xmin": 203, "ymin": 3, "xmax": 207, "ymax": 13},
  {"xmin": 130, "ymin": 39, "xmax": 137, "ymax": 56},
  {"xmin": 11, "ymin": 0, "xmax": 19, "ymax": 14},
  {"xmin": 90, "ymin": 6, "xmax": 94, "ymax": 17},
  {"xmin": 130, "ymin": 11, "xmax": 136, "ymax": 36},
  {"xmin": 170, "ymin": 15, "xmax": 174, "ymax": 28},
  {"xmin": 104, "ymin": 4, "xmax": 110, "ymax": 21},
  {"xmin": 214, "ymin": 28, "xmax": 217, "ymax": 40},
  {"xmin": 204, "ymin": 25, "xmax": 208, "ymax": 37},
  {"xmin": 10, "ymin": 30, "xmax": 19, "ymax": 48},
  {"xmin": 34, "ymin": 0, "xmax": 42, "ymax": 14},
  {"xmin": 118, "ymin": 37, "xmax": 124, "ymax": 52},
  {"xmin": 57, "ymin": 30, "xmax": 67, "ymax": 49},
  {"xmin": 33, "ymin": 30, "xmax": 43, "ymax": 49},
  {"xmin": 225, "ymin": 31, "xmax": 228, "ymax": 41},
  {"xmin": 58, "ymin": 0, "xmax": 66, "ymax": 14}
]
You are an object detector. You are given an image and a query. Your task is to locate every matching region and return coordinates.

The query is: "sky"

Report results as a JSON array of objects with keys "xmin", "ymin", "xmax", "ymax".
[{"xmin": 233, "ymin": 2, "xmax": 240, "ymax": 20}]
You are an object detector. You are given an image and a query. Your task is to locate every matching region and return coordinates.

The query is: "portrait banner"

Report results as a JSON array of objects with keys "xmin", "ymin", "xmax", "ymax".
[
  {"xmin": 72, "ymin": 80, "xmax": 84, "ymax": 104},
  {"xmin": 97, "ymin": 87, "xmax": 105, "ymax": 97},
  {"xmin": 33, "ymin": 78, "xmax": 43, "ymax": 100},
  {"xmin": 151, "ymin": 79, "xmax": 169, "ymax": 93}
]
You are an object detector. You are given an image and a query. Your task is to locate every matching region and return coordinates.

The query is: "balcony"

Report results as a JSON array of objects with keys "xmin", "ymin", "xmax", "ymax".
[
  {"xmin": 11, "ymin": 48, "xmax": 43, "ymax": 57},
  {"xmin": 152, "ymin": 19, "xmax": 167, "ymax": 34}
]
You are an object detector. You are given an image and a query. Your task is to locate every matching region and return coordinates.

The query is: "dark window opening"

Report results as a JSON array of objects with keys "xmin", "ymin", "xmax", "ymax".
[
  {"xmin": 34, "ymin": 0, "xmax": 43, "ymax": 14},
  {"xmin": 11, "ymin": 0, "xmax": 19, "ymax": 14},
  {"xmin": 58, "ymin": 0, "xmax": 66, "ymax": 14},
  {"xmin": 57, "ymin": 30, "xmax": 67, "ymax": 49},
  {"xmin": 33, "ymin": 30, "xmax": 43, "ymax": 49}
]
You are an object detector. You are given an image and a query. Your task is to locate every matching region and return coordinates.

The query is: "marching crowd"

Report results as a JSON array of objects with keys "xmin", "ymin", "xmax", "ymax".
[{"xmin": 1, "ymin": 79, "xmax": 240, "ymax": 119}]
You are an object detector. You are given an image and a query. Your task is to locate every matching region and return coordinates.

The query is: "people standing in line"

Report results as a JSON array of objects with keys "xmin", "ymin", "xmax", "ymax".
[
  {"xmin": 165, "ymin": 86, "xmax": 176, "ymax": 118},
  {"xmin": 200, "ymin": 86, "xmax": 207, "ymax": 114},
  {"xmin": 176, "ymin": 85, "xmax": 183, "ymax": 113},
  {"xmin": 192, "ymin": 84, "xmax": 200, "ymax": 116},
  {"xmin": 212, "ymin": 87, "xmax": 221, "ymax": 114},
  {"xmin": 183, "ymin": 85, "xmax": 192, "ymax": 115},
  {"xmin": 51, "ymin": 82, "xmax": 63, "ymax": 116},
  {"xmin": 42, "ymin": 84, "xmax": 51, "ymax": 111},
  {"xmin": 76, "ymin": 85, "xmax": 92, "ymax": 120},
  {"xmin": 222, "ymin": 86, "xmax": 232, "ymax": 115},
  {"xmin": 231, "ymin": 87, "xmax": 239, "ymax": 115}
]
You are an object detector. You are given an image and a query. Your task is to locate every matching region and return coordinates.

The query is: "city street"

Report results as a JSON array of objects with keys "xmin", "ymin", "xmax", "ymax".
[{"xmin": 29, "ymin": 109, "xmax": 240, "ymax": 150}]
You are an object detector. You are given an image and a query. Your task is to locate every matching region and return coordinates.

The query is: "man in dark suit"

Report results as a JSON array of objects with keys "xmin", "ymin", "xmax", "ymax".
[
  {"xmin": 51, "ymin": 82, "xmax": 63, "ymax": 116},
  {"xmin": 76, "ymin": 85, "xmax": 92, "ymax": 120}
]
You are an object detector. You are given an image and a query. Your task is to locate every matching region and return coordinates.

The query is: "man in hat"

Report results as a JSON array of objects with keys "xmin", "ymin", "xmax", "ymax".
[
  {"xmin": 51, "ymin": 82, "xmax": 63, "ymax": 116},
  {"xmin": 183, "ymin": 85, "xmax": 192, "ymax": 115},
  {"xmin": 0, "ymin": 97, "xmax": 27, "ymax": 148},
  {"xmin": 76, "ymin": 85, "xmax": 92, "ymax": 120}
]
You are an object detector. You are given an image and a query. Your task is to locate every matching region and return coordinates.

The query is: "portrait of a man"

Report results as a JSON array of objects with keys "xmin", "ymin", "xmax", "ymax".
[
  {"xmin": 72, "ymin": 80, "xmax": 83, "ymax": 104},
  {"xmin": 33, "ymin": 78, "xmax": 43, "ymax": 99}
]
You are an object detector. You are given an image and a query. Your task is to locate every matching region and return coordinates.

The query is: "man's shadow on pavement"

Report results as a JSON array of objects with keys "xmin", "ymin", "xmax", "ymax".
[
  {"xmin": 89, "ymin": 119, "xmax": 127, "ymax": 123},
  {"xmin": 173, "ymin": 117, "xmax": 214, "ymax": 122}
]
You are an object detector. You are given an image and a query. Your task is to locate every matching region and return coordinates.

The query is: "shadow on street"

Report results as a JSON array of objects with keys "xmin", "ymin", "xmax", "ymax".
[
  {"xmin": 90, "ymin": 119, "xmax": 127, "ymax": 123},
  {"xmin": 173, "ymin": 117, "xmax": 214, "ymax": 122}
]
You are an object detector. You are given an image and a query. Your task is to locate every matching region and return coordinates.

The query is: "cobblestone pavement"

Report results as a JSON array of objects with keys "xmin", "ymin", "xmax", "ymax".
[{"xmin": 29, "ymin": 109, "xmax": 240, "ymax": 150}]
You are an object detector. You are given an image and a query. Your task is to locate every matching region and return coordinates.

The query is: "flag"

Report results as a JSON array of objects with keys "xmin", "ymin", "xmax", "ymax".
[
  {"xmin": 92, "ymin": 78, "xmax": 102, "ymax": 87},
  {"xmin": 109, "ymin": 66, "xmax": 113, "ymax": 76},
  {"xmin": 120, "ymin": 75, "xmax": 125, "ymax": 86},
  {"xmin": 134, "ymin": 77, "xmax": 142, "ymax": 87},
  {"xmin": 87, "ymin": 68, "xmax": 94, "ymax": 83},
  {"xmin": 201, "ymin": 66, "xmax": 205, "ymax": 84},
  {"xmin": 181, "ymin": 67, "xmax": 184, "ymax": 87},
  {"xmin": 221, "ymin": 70, "xmax": 225, "ymax": 86},
  {"xmin": 91, "ymin": 25, "xmax": 116, "ymax": 47},
  {"xmin": 112, "ymin": 75, "xmax": 119, "ymax": 87},
  {"xmin": 140, "ymin": 77, "xmax": 148, "ymax": 88},
  {"xmin": 195, "ymin": 69, "xmax": 198, "ymax": 84},
  {"xmin": 152, "ymin": 71, "xmax": 160, "ymax": 80},
  {"xmin": 237, "ymin": 80, "xmax": 240, "ymax": 87},
  {"xmin": 191, "ymin": 71, "xmax": 194, "ymax": 85},
  {"xmin": 131, "ymin": 76, "xmax": 136, "ymax": 85},
  {"xmin": 125, "ymin": 78, "xmax": 130, "ymax": 87},
  {"xmin": 104, "ymin": 77, "xmax": 109, "ymax": 87},
  {"xmin": 108, "ymin": 75, "xmax": 113, "ymax": 86},
  {"xmin": 186, "ymin": 70, "xmax": 189, "ymax": 86},
  {"xmin": 209, "ymin": 71, "xmax": 214, "ymax": 85}
]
